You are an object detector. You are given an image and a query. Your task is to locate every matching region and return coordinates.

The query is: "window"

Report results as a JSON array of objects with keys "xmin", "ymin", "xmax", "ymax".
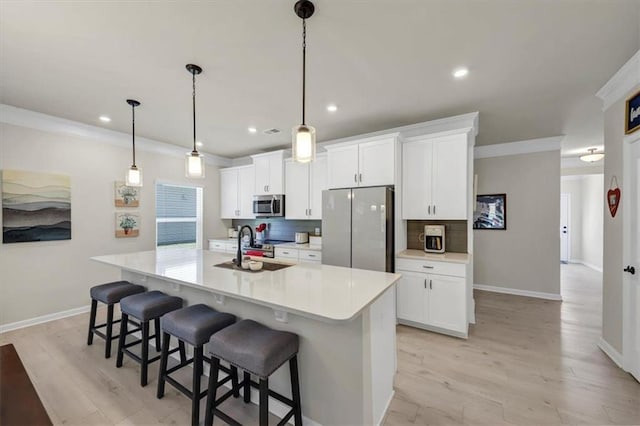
[{"xmin": 156, "ymin": 183, "xmax": 203, "ymax": 248}]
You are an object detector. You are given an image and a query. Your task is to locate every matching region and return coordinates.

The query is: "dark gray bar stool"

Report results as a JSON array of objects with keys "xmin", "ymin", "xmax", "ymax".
[
  {"xmin": 157, "ymin": 304, "xmax": 237, "ymax": 426},
  {"xmin": 87, "ymin": 281, "xmax": 145, "ymax": 358},
  {"xmin": 116, "ymin": 290, "xmax": 183, "ymax": 386},
  {"xmin": 205, "ymin": 319, "xmax": 302, "ymax": 426}
]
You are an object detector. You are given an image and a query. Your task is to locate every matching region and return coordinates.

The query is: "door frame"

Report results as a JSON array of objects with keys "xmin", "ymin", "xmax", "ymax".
[
  {"xmin": 560, "ymin": 192, "xmax": 571, "ymax": 263},
  {"xmin": 622, "ymin": 132, "xmax": 640, "ymax": 377}
]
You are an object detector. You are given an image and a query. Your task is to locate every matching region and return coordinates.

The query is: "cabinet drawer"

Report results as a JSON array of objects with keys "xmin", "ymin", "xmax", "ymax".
[
  {"xmin": 299, "ymin": 250, "xmax": 321, "ymax": 262},
  {"xmin": 275, "ymin": 247, "xmax": 299, "ymax": 260},
  {"xmin": 209, "ymin": 240, "xmax": 226, "ymax": 252},
  {"xmin": 396, "ymin": 258, "xmax": 465, "ymax": 277},
  {"xmin": 225, "ymin": 243, "xmax": 238, "ymax": 253}
]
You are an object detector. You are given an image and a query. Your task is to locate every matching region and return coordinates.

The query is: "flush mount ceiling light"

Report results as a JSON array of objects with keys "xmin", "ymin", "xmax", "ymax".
[
  {"xmin": 185, "ymin": 64, "xmax": 205, "ymax": 179},
  {"xmin": 125, "ymin": 99, "xmax": 142, "ymax": 187},
  {"xmin": 580, "ymin": 148, "xmax": 605, "ymax": 163},
  {"xmin": 453, "ymin": 67, "xmax": 469, "ymax": 79},
  {"xmin": 292, "ymin": 0, "xmax": 316, "ymax": 163},
  {"xmin": 99, "ymin": 115, "xmax": 111, "ymax": 123}
]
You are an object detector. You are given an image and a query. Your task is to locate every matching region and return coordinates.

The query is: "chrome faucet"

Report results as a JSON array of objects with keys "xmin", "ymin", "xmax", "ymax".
[{"xmin": 236, "ymin": 225, "xmax": 254, "ymax": 267}]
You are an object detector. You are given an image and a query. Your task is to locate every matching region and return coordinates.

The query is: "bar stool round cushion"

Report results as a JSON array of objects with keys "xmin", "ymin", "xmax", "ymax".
[
  {"xmin": 161, "ymin": 304, "xmax": 236, "ymax": 347},
  {"xmin": 120, "ymin": 291, "xmax": 182, "ymax": 321},
  {"xmin": 90, "ymin": 281, "xmax": 145, "ymax": 304},
  {"xmin": 209, "ymin": 319, "xmax": 299, "ymax": 378}
]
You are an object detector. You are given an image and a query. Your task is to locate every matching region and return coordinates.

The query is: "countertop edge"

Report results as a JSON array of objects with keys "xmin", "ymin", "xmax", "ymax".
[{"xmin": 396, "ymin": 250, "xmax": 471, "ymax": 264}]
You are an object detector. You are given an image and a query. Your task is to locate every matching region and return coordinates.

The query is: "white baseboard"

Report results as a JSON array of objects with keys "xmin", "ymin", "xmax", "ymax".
[
  {"xmin": 567, "ymin": 259, "xmax": 603, "ymax": 272},
  {"xmin": 0, "ymin": 305, "xmax": 91, "ymax": 334},
  {"xmin": 598, "ymin": 337, "xmax": 623, "ymax": 369},
  {"xmin": 473, "ymin": 284, "xmax": 562, "ymax": 301},
  {"xmin": 377, "ymin": 390, "xmax": 395, "ymax": 426}
]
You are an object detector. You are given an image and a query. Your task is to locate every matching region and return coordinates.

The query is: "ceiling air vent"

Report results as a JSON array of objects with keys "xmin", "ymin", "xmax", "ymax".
[{"xmin": 263, "ymin": 128, "xmax": 281, "ymax": 135}]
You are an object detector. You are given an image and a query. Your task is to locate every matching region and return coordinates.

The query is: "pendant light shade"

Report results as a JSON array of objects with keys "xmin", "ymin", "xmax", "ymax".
[
  {"xmin": 125, "ymin": 99, "xmax": 143, "ymax": 187},
  {"xmin": 185, "ymin": 64, "xmax": 205, "ymax": 178},
  {"xmin": 292, "ymin": 0, "xmax": 316, "ymax": 163},
  {"xmin": 579, "ymin": 148, "xmax": 605, "ymax": 163}
]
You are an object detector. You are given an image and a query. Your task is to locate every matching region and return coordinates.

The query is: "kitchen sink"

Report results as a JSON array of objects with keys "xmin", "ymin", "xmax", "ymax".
[{"xmin": 213, "ymin": 261, "xmax": 294, "ymax": 272}]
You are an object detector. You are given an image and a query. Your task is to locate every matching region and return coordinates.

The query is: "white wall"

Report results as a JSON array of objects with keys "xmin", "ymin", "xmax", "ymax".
[
  {"xmin": 474, "ymin": 150, "xmax": 561, "ymax": 297},
  {"xmin": 0, "ymin": 122, "xmax": 227, "ymax": 326}
]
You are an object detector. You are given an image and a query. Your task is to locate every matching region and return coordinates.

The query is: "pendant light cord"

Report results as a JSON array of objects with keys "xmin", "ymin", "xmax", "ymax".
[
  {"xmin": 192, "ymin": 70, "xmax": 197, "ymax": 154},
  {"xmin": 131, "ymin": 104, "xmax": 136, "ymax": 167},
  {"xmin": 302, "ymin": 18, "xmax": 306, "ymax": 125}
]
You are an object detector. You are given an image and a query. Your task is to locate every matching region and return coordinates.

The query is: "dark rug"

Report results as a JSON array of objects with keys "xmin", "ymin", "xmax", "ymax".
[{"xmin": 0, "ymin": 343, "xmax": 52, "ymax": 426}]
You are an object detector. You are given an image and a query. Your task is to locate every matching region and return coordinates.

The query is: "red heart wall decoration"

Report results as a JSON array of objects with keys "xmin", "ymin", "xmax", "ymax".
[{"xmin": 607, "ymin": 188, "xmax": 620, "ymax": 218}]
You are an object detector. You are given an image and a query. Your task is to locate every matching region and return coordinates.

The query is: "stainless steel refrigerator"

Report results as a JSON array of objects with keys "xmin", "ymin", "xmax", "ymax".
[{"xmin": 322, "ymin": 186, "xmax": 394, "ymax": 272}]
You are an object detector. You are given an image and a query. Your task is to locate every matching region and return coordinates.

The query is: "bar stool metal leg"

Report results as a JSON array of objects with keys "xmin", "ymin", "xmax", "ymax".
[
  {"xmin": 116, "ymin": 313, "xmax": 129, "ymax": 368},
  {"xmin": 290, "ymin": 356, "xmax": 303, "ymax": 425},
  {"xmin": 259, "ymin": 378, "xmax": 269, "ymax": 426},
  {"xmin": 141, "ymin": 321, "xmax": 150, "ymax": 386},
  {"xmin": 157, "ymin": 332, "xmax": 171, "ymax": 398},
  {"xmin": 87, "ymin": 299, "xmax": 98, "ymax": 345},
  {"xmin": 105, "ymin": 304, "xmax": 115, "ymax": 358}
]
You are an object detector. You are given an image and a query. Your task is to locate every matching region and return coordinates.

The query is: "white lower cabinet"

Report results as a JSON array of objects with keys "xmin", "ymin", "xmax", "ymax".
[
  {"xmin": 208, "ymin": 239, "xmax": 238, "ymax": 254},
  {"xmin": 396, "ymin": 258, "xmax": 468, "ymax": 337},
  {"xmin": 274, "ymin": 247, "xmax": 322, "ymax": 264}
]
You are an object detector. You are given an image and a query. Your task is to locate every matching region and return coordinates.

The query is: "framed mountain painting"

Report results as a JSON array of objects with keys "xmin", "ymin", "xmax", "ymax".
[{"xmin": 2, "ymin": 170, "xmax": 71, "ymax": 243}]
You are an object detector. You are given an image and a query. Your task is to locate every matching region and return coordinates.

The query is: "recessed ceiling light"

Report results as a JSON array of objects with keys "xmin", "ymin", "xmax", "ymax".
[
  {"xmin": 248, "ymin": 127, "xmax": 257, "ymax": 134},
  {"xmin": 452, "ymin": 67, "xmax": 469, "ymax": 79},
  {"xmin": 196, "ymin": 141, "xmax": 203, "ymax": 147},
  {"xmin": 99, "ymin": 115, "xmax": 111, "ymax": 123},
  {"xmin": 327, "ymin": 104, "xmax": 338, "ymax": 112}
]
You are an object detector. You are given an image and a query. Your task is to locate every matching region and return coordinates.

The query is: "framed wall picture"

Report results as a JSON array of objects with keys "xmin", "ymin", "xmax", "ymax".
[
  {"xmin": 114, "ymin": 181, "xmax": 140, "ymax": 207},
  {"xmin": 115, "ymin": 212, "xmax": 140, "ymax": 238},
  {"xmin": 626, "ymin": 89, "xmax": 640, "ymax": 135},
  {"xmin": 473, "ymin": 193, "xmax": 507, "ymax": 230}
]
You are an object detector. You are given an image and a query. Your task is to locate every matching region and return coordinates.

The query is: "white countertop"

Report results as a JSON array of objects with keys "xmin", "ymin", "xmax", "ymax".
[
  {"xmin": 91, "ymin": 249, "xmax": 400, "ymax": 323},
  {"xmin": 396, "ymin": 249, "xmax": 471, "ymax": 264},
  {"xmin": 275, "ymin": 242, "xmax": 322, "ymax": 251}
]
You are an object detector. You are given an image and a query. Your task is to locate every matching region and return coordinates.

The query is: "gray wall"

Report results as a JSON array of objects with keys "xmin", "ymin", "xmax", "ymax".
[
  {"xmin": 0, "ymin": 123, "xmax": 228, "ymax": 326},
  {"xmin": 474, "ymin": 150, "xmax": 561, "ymax": 296},
  {"xmin": 602, "ymin": 84, "xmax": 640, "ymax": 353}
]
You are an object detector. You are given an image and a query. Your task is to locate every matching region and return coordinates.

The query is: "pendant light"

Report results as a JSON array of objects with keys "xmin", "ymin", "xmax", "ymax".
[
  {"xmin": 125, "ymin": 99, "xmax": 143, "ymax": 187},
  {"xmin": 579, "ymin": 148, "xmax": 605, "ymax": 163},
  {"xmin": 292, "ymin": 0, "xmax": 316, "ymax": 163},
  {"xmin": 185, "ymin": 64, "xmax": 205, "ymax": 178}
]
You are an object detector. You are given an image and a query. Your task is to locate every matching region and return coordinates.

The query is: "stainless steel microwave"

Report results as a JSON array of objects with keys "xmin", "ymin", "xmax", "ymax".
[{"xmin": 253, "ymin": 194, "xmax": 284, "ymax": 217}]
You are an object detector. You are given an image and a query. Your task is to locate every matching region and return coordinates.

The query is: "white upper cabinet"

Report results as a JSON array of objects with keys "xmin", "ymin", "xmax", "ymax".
[
  {"xmin": 326, "ymin": 137, "xmax": 396, "ymax": 189},
  {"xmin": 252, "ymin": 150, "xmax": 284, "ymax": 195},
  {"xmin": 327, "ymin": 145, "xmax": 359, "ymax": 189},
  {"xmin": 402, "ymin": 133, "xmax": 467, "ymax": 220},
  {"xmin": 285, "ymin": 155, "xmax": 327, "ymax": 220},
  {"xmin": 220, "ymin": 165, "xmax": 255, "ymax": 219}
]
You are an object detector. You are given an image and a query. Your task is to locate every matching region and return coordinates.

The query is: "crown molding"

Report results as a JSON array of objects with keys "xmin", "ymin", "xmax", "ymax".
[
  {"xmin": 596, "ymin": 49, "xmax": 640, "ymax": 111},
  {"xmin": 0, "ymin": 104, "xmax": 232, "ymax": 167},
  {"xmin": 474, "ymin": 136, "xmax": 563, "ymax": 159}
]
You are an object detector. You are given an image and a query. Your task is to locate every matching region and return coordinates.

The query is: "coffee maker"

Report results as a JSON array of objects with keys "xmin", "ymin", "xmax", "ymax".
[{"xmin": 424, "ymin": 225, "xmax": 445, "ymax": 253}]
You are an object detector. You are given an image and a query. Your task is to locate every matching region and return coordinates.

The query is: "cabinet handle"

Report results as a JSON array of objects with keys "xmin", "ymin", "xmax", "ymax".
[
  {"xmin": 422, "ymin": 265, "xmax": 434, "ymax": 269},
  {"xmin": 354, "ymin": 173, "xmax": 357, "ymax": 183},
  {"xmin": 424, "ymin": 279, "xmax": 427, "ymax": 289},
  {"xmin": 359, "ymin": 173, "xmax": 362, "ymax": 183},
  {"xmin": 433, "ymin": 205, "xmax": 436, "ymax": 215},
  {"xmin": 283, "ymin": 251, "xmax": 289, "ymax": 255},
  {"xmin": 428, "ymin": 205, "xmax": 431, "ymax": 215},
  {"xmin": 308, "ymin": 254, "xmax": 316, "ymax": 257},
  {"xmin": 430, "ymin": 279, "xmax": 433, "ymax": 290},
  {"xmin": 309, "ymin": 208, "xmax": 312, "ymax": 216}
]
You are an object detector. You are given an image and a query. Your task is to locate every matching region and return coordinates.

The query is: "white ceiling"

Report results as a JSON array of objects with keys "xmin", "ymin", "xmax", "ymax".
[{"xmin": 1, "ymin": 1, "xmax": 638, "ymax": 158}]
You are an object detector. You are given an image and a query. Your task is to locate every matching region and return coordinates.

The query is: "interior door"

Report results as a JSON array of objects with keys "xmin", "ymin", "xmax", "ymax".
[
  {"xmin": 560, "ymin": 193, "xmax": 570, "ymax": 263},
  {"xmin": 396, "ymin": 271, "xmax": 427, "ymax": 323},
  {"xmin": 625, "ymin": 139, "xmax": 640, "ymax": 381},
  {"xmin": 285, "ymin": 160, "xmax": 309, "ymax": 219}
]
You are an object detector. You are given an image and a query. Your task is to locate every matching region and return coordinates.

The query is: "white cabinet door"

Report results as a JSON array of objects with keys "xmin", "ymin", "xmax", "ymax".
[
  {"xmin": 253, "ymin": 156, "xmax": 271, "ymax": 195},
  {"xmin": 237, "ymin": 166, "xmax": 255, "ymax": 219},
  {"xmin": 285, "ymin": 159, "xmax": 310, "ymax": 220},
  {"xmin": 327, "ymin": 145, "xmax": 359, "ymax": 189},
  {"xmin": 220, "ymin": 168, "xmax": 239, "ymax": 219},
  {"xmin": 309, "ymin": 155, "xmax": 327, "ymax": 219},
  {"xmin": 432, "ymin": 135, "xmax": 467, "ymax": 219},
  {"xmin": 427, "ymin": 274, "xmax": 466, "ymax": 332},
  {"xmin": 358, "ymin": 138, "xmax": 395, "ymax": 187},
  {"xmin": 396, "ymin": 271, "xmax": 427, "ymax": 323},
  {"xmin": 402, "ymin": 140, "xmax": 433, "ymax": 219},
  {"xmin": 268, "ymin": 154, "xmax": 284, "ymax": 194}
]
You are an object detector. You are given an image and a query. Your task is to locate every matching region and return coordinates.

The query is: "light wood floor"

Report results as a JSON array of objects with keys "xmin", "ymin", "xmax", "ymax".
[{"xmin": 1, "ymin": 264, "xmax": 638, "ymax": 425}]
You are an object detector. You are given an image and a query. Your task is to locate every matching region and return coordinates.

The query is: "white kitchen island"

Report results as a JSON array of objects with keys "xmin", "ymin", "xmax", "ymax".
[{"xmin": 91, "ymin": 248, "xmax": 400, "ymax": 426}]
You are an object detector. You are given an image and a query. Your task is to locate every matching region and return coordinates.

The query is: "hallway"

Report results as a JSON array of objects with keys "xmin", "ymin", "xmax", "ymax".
[{"xmin": 387, "ymin": 264, "xmax": 640, "ymax": 425}]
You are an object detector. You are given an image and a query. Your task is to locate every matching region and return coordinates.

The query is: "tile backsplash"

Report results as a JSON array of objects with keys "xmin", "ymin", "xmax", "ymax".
[
  {"xmin": 231, "ymin": 218, "xmax": 321, "ymax": 242},
  {"xmin": 407, "ymin": 220, "xmax": 468, "ymax": 253}
]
